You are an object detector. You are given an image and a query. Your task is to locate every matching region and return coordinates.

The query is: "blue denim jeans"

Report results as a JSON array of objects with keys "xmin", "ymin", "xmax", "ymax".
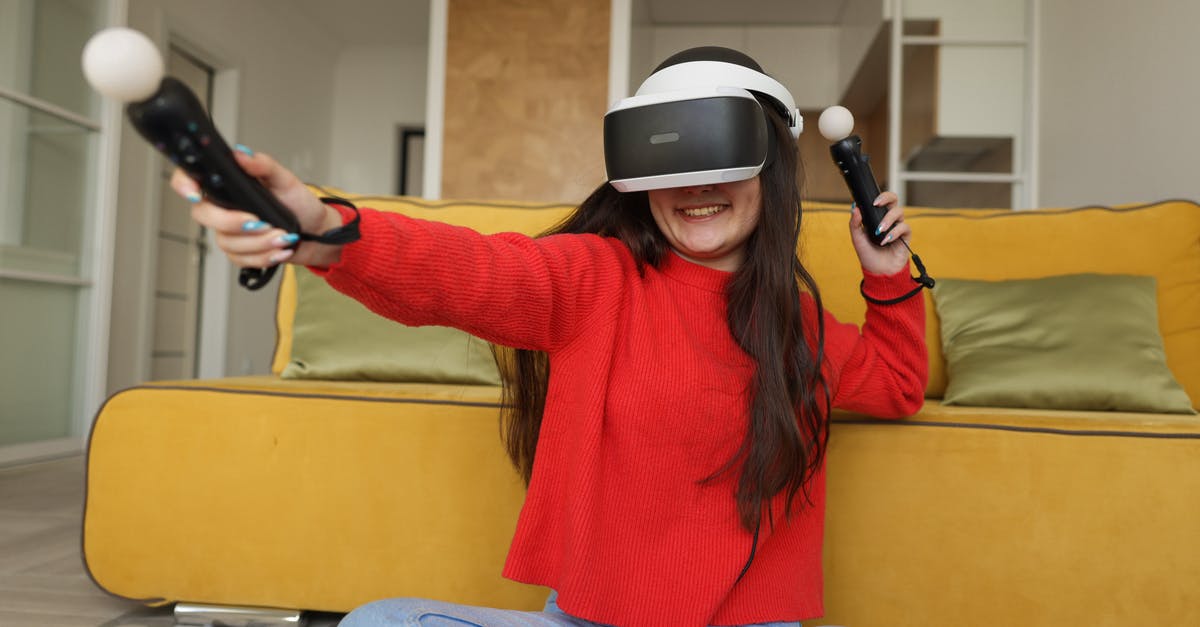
[{"xmin": 337, "ymin": 591, "xmax": 801, "ymax": 627}]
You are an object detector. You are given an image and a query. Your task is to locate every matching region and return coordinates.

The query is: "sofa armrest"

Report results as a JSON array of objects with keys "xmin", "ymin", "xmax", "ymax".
[{"xmin": 83, "ymin": 377, "xmax": 547, "ymax": 612}]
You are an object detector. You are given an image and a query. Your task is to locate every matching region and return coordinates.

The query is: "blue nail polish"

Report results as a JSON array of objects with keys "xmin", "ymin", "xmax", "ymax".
[
  {"xmin": 875, "ymin": 224, "xmax": 883, "ymax": 236},
  {"xmin": 235, "ymin": 144, "xmax": 254, "ymax": 156},
  {"xmin": 280, "ymin": 233, "xmax": 300, "ymax": 245},
  {"xmin": 242, "ymin": 220, "xmax": 268, "ymax": 231},
  {"xmin": 185, "ymin": 192, "xmax": 202, "ymax": 203}
]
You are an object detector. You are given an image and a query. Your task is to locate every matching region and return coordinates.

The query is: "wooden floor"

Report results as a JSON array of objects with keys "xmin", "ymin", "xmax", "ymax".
[
  {"xmin": 0, "ymin": 455, "xmax": 158, "ymax": 626},
  {"xmin": 0, "ymin": 455, "xmax": 345, "ymax": 626}
]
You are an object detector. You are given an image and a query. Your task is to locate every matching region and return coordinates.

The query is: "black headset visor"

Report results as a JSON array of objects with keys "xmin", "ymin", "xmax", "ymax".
[{"xmin": 604, "ymin": 93, "xmax": 769, "ymax": 192}]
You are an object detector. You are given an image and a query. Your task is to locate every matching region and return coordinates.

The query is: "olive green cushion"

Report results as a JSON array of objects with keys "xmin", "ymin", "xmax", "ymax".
[
  {"xmin": 933, "ymin": 273, "xmax": 1195, "ymax": 414},
  {"xmin": 281, "ymin": 268, "xmax": 500, "ymax": 385}
]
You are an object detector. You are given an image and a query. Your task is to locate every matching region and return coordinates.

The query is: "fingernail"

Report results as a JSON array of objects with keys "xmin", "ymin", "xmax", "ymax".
[
  {"xmin": 882, "ymin": 232, "xmax": 893, "ymax": 244},
  {"xmin": 235, "ymin": 144, "xmax": 254, "ymax": 156},
  {"xmin": 875, "ymin": 224, "xmax": 885, "ymax": 235},
  {"xmin": 185, "ymin": 192, "xmax": 202, "ymax": 203},
  {"xmin": 242, "ymin": 220, "xmax": 269, "ymax": 231},
  {"xmin": 278, "ymin": 233, "xmax": 300, "ymax": 245},
  {"xmin": 269, "ymin": 249, "xmax": 295, "ymax": 264}
]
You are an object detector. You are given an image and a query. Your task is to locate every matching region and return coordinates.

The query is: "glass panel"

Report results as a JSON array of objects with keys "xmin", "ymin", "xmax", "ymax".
[
  {"xmin": 903, "ymin": 0, "xmax": 1027, "ymax": 40},
  {"xmin": 0, "ymin": 0, "xmax": 103, "ymax": 119},
  {"xmin": 0, "ymin": 99, "xmax": 94, "ymax": 275},
  {"xmin": 906, "ymin": 180, "xmax": 1012, "ymax": 209},
  {"xmin": 0, "ymin": 278, "xmax": 79, "ymax": 446}
]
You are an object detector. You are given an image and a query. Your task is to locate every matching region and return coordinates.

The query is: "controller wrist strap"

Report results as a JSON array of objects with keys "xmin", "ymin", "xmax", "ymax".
[
  {"xmin": 237, "ymin": 196, "xmax": 362, "ymax": 291},
  {"xmin": 859, "ymin": 247, "xmax": 936, "ymax": 306},
  {"xmin": 300, "ymin": 196, "xmax": 362, "ymax": 245}
]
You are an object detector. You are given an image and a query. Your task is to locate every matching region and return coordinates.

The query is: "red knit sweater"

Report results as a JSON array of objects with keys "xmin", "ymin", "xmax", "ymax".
[{"xmin": 314, "ymin": 207, "xmax": 927, "ymax": 627}]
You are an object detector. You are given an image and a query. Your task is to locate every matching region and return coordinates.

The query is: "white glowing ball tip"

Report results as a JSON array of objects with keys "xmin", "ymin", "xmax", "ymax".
[
  {"xmin": 82, "ymin": 27, "xmax": 164, "ymax": 103},
  {"xmin": 818, "ymin": 105, "xmax": 855, "ymax": 142}
]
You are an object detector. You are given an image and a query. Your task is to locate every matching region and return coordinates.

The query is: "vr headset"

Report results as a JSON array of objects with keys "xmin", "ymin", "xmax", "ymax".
[{"xmin": 604, "ymin": 57, "xmax": 803, "ymax": 193}]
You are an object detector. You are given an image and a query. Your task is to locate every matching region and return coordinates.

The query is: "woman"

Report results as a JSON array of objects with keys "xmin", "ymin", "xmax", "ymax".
[{"xmin": 173, "ymin": 48, "xmax": 926, "ymax": 627}]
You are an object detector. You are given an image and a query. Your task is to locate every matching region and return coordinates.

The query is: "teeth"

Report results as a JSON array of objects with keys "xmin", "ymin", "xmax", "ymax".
[{"xmin": 681, "ymin": 205, "xmax": 726, "ymax": 217}]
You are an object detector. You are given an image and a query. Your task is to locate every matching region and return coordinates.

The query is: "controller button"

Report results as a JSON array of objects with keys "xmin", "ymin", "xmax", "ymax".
[
  {"xmin": 187, "ymin": 122, "xmax": 199, "ymax": 133},
  {"xmin": 209, "ymin": 173, "xmax": 223, "ymax": 186},
  {"xmin": 199, "ymin": 135, "xmax": 211, "ymax": 147},
  {"xmin": 183, "ymin": 154, "xmax": 198, "ymax": 165},
  {"xmin": 177, "ymin": 136, "xmax": 193, "ymax": 151}
]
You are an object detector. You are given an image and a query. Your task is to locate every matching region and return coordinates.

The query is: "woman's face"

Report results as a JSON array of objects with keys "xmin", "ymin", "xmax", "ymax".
[{"xmin": 647, "ymin": 176, "xmax": 762, "ymax": 272}]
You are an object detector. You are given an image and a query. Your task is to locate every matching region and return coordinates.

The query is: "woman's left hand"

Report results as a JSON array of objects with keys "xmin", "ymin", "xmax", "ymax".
[{"xmin": 849, "ymin": 191, "xmax": 912, "ymax": 276}]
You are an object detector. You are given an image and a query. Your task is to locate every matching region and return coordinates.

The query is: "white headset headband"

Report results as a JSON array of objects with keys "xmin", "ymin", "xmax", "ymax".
[{"xmin": 635, "ymin": 60, "xmax": 803, "ymax": 138}]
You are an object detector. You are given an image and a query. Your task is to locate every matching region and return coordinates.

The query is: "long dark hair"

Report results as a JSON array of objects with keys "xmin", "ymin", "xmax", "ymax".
[{"xmin": 494, "ymin": 103, "xmax": 830, "ymax": 532}]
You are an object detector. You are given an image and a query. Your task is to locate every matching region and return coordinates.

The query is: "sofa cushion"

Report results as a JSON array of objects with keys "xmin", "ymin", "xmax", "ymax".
[
  {"xmin": 281, "ymin": 267, "xmax": 501, "ymax": 384},
  {"xmin": 799, "ymin": 200, "xmax": 1200, "ymax": 408},
  {"xmin": 932, "ymin": 273, "xmax": 1194, "ymax": 413}
]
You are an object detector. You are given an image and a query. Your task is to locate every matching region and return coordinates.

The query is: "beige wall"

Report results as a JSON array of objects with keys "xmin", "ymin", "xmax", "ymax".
[
  {"xmin": 108, "ymin": 0, "xmax": 339, "ymax": 392},
  {"xmin": 329, "ymin": 43, "xmax": 429, "ymax": 196},
  {"xmin": 1038, "ymin": 0, "xmax": 1200, "ymax": 206}
]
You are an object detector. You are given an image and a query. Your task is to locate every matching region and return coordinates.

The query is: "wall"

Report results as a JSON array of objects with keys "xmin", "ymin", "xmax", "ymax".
[
  {"xmin": 1038, "ymin": 0, "xmax": 1200, "ymax": 206},
  {"xmin": 637, "ymin": 25, "xmax": 840, "ymax": 110},
  {"xmin": 329, "ymin": 44, "xmax": 428, "ymax": 196},
  {"xmin": 628, "ymin": 0, "xmax": 653, "ymax": 95},
  {"xmin": 838, "ymin": 0, "xmax": 884, "ymax": 98},
  {"xmin": 108, "ymin": 0, "xmax": 338, "ymax": 391}
]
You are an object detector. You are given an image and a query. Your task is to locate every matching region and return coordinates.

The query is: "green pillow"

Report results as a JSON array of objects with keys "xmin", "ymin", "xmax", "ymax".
[
  {"xmin": 282, "ymin": 268, "xmax": 501, "ymax": 385},
  {"xmin": 933, "ymin": 273, "xmax": 1195, "ymax": 414}
]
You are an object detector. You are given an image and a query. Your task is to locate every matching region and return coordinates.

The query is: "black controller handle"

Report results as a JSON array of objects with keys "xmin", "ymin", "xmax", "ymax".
[
  {"xmin": 126, "ymin": 77, "xmax": 300, "ymax": 290},
  {"xmin": 830, "ymin": 135, "xmax": 890, "ymax": 246}
]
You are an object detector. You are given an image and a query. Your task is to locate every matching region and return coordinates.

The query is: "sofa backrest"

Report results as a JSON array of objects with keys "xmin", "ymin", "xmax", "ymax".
[
  {"xmin": 799, "ymin": 200, "xmax": 1200, "ymax": 405},
  {"xmin": 274, "ymin": 192, "xmax": 1199, "ymax": 406}
]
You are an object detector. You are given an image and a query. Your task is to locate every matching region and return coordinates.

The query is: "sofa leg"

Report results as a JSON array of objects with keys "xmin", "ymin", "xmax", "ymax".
[{"xmin": 173, "ymin": 602, "xmax": 306, "ymax": 626}]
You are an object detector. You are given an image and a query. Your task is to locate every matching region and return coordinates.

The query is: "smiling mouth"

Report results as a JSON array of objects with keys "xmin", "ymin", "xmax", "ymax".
[{"xmin": 679, "ymin": 204, "xmax": 728, "ymax": 218}]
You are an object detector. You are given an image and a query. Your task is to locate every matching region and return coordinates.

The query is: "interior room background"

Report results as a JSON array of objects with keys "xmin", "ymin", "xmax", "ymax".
[{"xmin": 1, "ymin": 0, "xmax": 1198, "ymax": 466}]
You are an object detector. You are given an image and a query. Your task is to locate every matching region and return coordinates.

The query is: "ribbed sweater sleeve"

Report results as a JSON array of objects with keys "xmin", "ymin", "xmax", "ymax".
[
  {"xmin": 817, "ymin": 268, "xmax": 929, "ymax": 418},
  {"xmin": 309, "ymin": 207, "xmax": 629, "ymax": 352}
]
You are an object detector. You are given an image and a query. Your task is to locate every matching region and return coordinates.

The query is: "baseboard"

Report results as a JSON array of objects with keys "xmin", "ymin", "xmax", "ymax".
[{"xmin": 0, "ymin": 437, "xmax": 85, "ymax": 468}]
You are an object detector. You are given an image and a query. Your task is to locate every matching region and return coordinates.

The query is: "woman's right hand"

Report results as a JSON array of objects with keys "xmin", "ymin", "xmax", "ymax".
[{"xmin": 169, "ymin": 147, "xmax": 346, "ymax": 268}]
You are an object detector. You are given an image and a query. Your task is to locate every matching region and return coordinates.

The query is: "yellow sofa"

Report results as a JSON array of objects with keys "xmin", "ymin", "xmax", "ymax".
[{"xmin": 84, "ymin": 194, "xmax": 1200, "ymax": 626}]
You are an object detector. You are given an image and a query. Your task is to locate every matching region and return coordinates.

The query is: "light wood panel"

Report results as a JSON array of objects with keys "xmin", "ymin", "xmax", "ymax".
[{"xmin": 442, "ymin": 0, "xmax": 610, "ymax": 203}]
